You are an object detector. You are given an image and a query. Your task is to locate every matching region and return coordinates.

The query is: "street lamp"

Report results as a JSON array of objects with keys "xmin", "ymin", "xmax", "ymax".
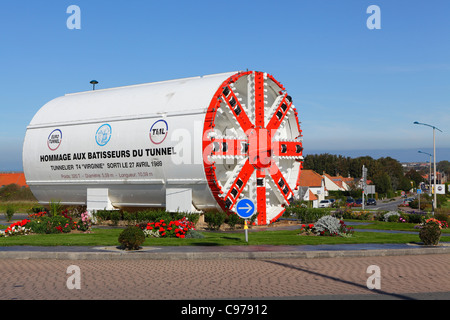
[
  {"xmin": 90, "ymin": 80, "xmax": 98, "ymax": 90},
  {"xmin": 418, "ymin": 151, "xmax": 432, "ymax": 196},
  {"xmin": 413, "ymin": 121, "xmax": 442, "ymax": 214}
]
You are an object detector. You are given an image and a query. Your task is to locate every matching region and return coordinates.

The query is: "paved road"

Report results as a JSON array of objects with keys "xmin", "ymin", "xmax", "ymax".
[
  {"xmin": 1, "ymin": 254, "xmax": 448, "ymax": 301},
  {"xmin": 370, "ymin": 197, "xmax": 406, "ymax": 212}
]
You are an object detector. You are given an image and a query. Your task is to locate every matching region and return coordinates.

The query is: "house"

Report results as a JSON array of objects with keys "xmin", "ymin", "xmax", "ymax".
[
  {"xmin": 0, "ymin": 172, "xmax": 28, "ymax": 188},
  {"xmin": 323, "ymin": 173, "xmax": 346, "ymax": 192},
  {"xmin": 322, "ymin": 172, "xmax": 354, "ymax": 192},
  {"xmin": 297, "ymin": 170, "xmax": 325, "ymax": 208}
]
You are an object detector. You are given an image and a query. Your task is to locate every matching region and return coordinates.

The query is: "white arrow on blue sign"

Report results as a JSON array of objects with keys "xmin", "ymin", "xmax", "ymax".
[{"xmin": 236, "ymin": 198, "xmax": 256, "ymax": 219}]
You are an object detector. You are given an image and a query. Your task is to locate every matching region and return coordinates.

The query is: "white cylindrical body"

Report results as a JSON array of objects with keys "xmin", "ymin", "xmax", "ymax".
[{"xmin": 23, "ymin": 71, "xmax": 303, "ymax": 224}]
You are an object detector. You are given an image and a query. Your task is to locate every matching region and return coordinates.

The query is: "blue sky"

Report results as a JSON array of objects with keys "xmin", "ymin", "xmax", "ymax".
[{"xmin": 1, "ymin": 0, "xmax": 449, "ymax": 171}]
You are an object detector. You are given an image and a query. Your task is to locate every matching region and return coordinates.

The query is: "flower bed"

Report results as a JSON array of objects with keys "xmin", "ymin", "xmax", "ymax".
[
  {"xmin": 0, "ymin": 219, "xmax": 31, "ymax": 237},
  {"xmin": 142, "ymin": 217, "xmax": 195, "ymax": 238},
  {"xmin": 1, "ymin": 210, "xmax": 93, "ymax": 236},
  {"xmin": 298, "ymin": 215, "xmax": 354, "ymax": 237}
]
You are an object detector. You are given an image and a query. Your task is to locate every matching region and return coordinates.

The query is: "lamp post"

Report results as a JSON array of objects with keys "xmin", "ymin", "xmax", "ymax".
[
  {"xmin": 90, "ymin": 80, "xmax": 98, "ymax": 90},
  {"xmin": 413, "ymin": 121, "xmax": 442, "ymax": 214},
  {"xmin": 418, "ymin": 150, "xmax": 432, "ymax": 196}
]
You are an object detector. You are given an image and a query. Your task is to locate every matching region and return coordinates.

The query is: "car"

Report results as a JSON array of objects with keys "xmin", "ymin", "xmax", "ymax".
[
  {"xmin": 345, "ymin": 197, "xmax": 355, "ymax": 207},
  {"xmin": 366, "ymin": 198, "xmax": 377, "ymax": 206},
  {"xmin": 355, "ymin": 198, "xmax": 363, "ymax": 206},
  {"xmin": 319, "ymin": 199, "xmax": 332, "ymax": 208}
]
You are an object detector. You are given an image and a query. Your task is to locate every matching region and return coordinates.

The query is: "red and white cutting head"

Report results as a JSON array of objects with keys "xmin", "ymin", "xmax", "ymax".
[{"xmin": 203, "ymin": 71, "xmax": 303, "ymax": 225}]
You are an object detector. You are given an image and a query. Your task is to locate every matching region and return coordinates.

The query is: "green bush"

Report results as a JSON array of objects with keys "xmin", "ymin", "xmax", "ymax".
[
  {"xmin": 31, "ymin": 206, "xmax": 46, "ymax": 214},
  {"xmin": 226, "ymin": 213, "xmax": 244, "ymax": 229},
  {"xmin": 118, "ymin": 226, "xmax": 145, "ymax": 250},
  {"xmin": 400, "ymin": 213, "xmax": 424, "ymax": 224},
  {"xmin": 204, "ymin": 211, "xmax": 227, "ymax": 230},
  {"xmin": 336, "ymin": 209, "xmax": 372, "ymax": 220},
  {"xmin": 110, "ymin": 211, "xmax": 122, "ymax": 225},
  {"xmin": 49, "ymin": 200, "xmax": 63, "ymax": 217},
  {"xmin": 388, "ymin": 214, "xmax": 399, "ymax": 222},
  {"xmin": 5, "ymin": 205, "xmax": 15, "ymax": 222},
  {"xmin": 419, "ymin": 221, "xmax": 441, "ymax": 245},
  {"xmin": 286, "ymin": 207, "xmax": 330, "ymax": 223},
  {"xmin": 186, "ymin": 213, "xmax": 200, "ymax": 225},
  {"xmin": 27, "ymin": 215, "xmax": 74, "ymax": 234}
]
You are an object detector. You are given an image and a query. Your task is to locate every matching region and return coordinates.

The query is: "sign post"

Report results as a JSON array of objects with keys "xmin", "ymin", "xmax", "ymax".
[
  {"xmin": 236, "ymin": 199, "xmax": 256, "ymax": 242},
  {"xmin": 417, "ymin": 188, "xmax": 422, "ymax": 212}
]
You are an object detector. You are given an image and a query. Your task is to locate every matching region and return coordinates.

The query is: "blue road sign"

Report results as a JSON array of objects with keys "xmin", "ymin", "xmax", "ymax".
[
  {"xmin": 236, "ymin": 199, "xmax": 255, "ymax": 219},
  {"xmin": 417, "ymin": 189, "xmax": 422, "ymax": 194}
]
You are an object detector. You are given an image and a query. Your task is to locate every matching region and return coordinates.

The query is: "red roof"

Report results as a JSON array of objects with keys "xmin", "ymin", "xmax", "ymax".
[
  {"xmin": 309, "ymin": 190, "xmax": 318, "ymax": 201},
  {"xmin": 297, "ymin": 170, "xmax": 323, "ymax": 187},
  {"xmin": 0, "ymin": 173, "xmax": 28, "ymax": 187}
]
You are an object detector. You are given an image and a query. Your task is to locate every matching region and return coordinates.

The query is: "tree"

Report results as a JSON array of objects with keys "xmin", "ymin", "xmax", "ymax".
[
  {"xmin": 372, "ymin": 172, "xmax": 392, "ymax": 195},
  {"xmin": 303, "ymin": 153, "xmax": 410, "ymax": 193},
  {"xmin": 437, "ymin": 160, "xmax": 450, "ymax": 176},
  {"xmin": 405, "ymin": 169, "xmax": 425, "ymax": 188}
]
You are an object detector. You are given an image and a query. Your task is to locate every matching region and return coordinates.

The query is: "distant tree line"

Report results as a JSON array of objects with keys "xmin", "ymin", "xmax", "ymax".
[
  {"xmin": 302, "ymin": 154, "xmax": 412, "ymax": 195},
  {"xmin": 437, "ymin": 160, "xmax": 450, "ymax": 177}
]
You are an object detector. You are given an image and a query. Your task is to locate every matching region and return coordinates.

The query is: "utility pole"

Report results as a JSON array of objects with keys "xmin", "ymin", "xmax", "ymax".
[{"xmin": 362, "ymin": 165, "xmax": 368, "ymax": 210}]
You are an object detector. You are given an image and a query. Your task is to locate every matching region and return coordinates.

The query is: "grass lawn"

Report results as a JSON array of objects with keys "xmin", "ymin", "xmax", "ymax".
[
  {"xmin": 346, "ymin": 219, "xmax": 450, "ymax": 234},
  {"xmin": 0, "ymin": 221, "xmax": 449, "ymax": 247}
]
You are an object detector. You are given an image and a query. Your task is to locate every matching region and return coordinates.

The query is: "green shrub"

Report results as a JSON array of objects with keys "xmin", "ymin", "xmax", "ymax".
[
  {"xmin": 110, "ymin": 211, "xmax": 122, "ymax": 225},
  {"xmin": 288, "ymin": 207, "xmax": 330, "ymax": 223},
  {"xmin": 118, "ymin": 226, "xmax": 145, "ymax": 250},
  {"xmin": 419, "ymin": 221, "xmax": 441, "ymax": 245},
  {"xmin": 388, "ymin": 214, "xmax": 399, "ymax": 222},
  {"xmin": 401, "ymin": 213, "xmax": 424, "ymax": 224},
  {"xmin": 49, "ymin": 200, "xmax": 63, "ymax": 217},
  {"xmin": 31, "ymin": 206, "xmax": 46, "ymax": 214},
  {"xmin": 5, "ymin": 205, "xmax": 15, "ymax": 222},
  {"xmin": 374, "ymin": 211, "xmax": 387, "ymax": 221},
  {"xmin": 186, "ymin": 213, "xmax": 200, "ymax": 225},
  {"xmin": 383, "ymin": 211, "xmax": 399, "ymax": 222},
  {"xmin": 226, "ymin": 213, "xmax": 244, "ymax": 229},
  {"xmin": 204, "ymin": 211, "xmax": 227, "ymax": 230},
  {"xmin": 336, "ymin": 209, "xmax": 372, "ymax": 220},
  {"xmin": 27, "ymin": 215, "xmax": 74, "ymax": 234}
]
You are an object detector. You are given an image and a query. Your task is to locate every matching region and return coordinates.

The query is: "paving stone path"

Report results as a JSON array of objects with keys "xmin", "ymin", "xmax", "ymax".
[{"xmin": 0, "ymin": 254, "xmax": 448, "ymax": 300}]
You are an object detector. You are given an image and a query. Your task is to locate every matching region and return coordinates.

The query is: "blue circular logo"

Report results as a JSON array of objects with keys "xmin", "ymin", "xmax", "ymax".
[
  {"xmin": 95, "ymin": 124, "xmax": 112, "ymax": 146},
  {"xmin": 47, "ymin": 129, "xmax": 62, "ymax": 151},
  {"xmin": 149, "ymin": 119, "xmax": 168, "ymax": 145}
]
